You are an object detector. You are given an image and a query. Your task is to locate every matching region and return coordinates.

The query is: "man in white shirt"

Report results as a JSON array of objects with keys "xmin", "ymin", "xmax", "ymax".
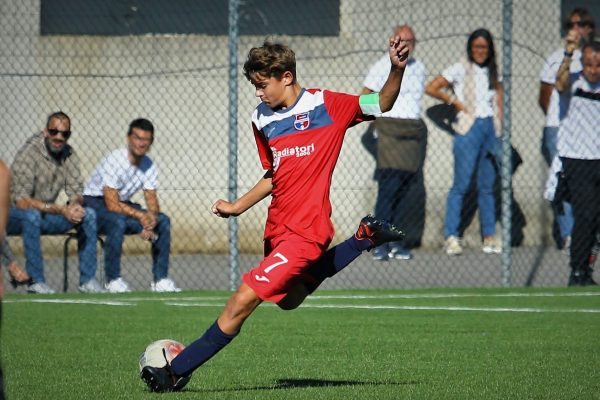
[
  {"xmin": 84, "ymin": 118, "xmax": 180, "ymax": 293},
  {"xmin": 556, "ymin": 41, "xmax": 600, "ymax": 286},
  {"xmin": 538, "ymin": 8, "xmax": 595, "ymax": 249},
  {"xmin": 361, "ymin": 24, "xmax": 427, "ymax": 261}
]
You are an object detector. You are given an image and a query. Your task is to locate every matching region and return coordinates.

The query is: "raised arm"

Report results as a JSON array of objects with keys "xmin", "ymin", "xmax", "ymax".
[
  {"xmin": 211, "ymin": 170, "xmax": 274, "ymax": 218},
  {"xmin": 555, "ymin": 30, "xmax": 579, "ymax": 94},
  {"xmin": 377, "ymin": 35, "xmax": 410, "ymax": 113}
]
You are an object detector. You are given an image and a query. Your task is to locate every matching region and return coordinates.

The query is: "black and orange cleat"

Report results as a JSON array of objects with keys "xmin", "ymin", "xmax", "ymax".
[{"xmin": 354, "ymin": 215, "xmax": 405, "ymax": 248}]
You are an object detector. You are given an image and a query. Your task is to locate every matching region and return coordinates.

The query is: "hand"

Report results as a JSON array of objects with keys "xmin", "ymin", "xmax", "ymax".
[
  {"xmin": 139, "ymin": 211, "xmax": 157, "ymax": 230},
  {"xmin": 565, "ymin": 29, "xmax": 581, "ymax": 53},
  {"xmin": 389, "ymin": 35, "xmax": 410, "ymax": 69},
  {"xmin": 211, "ymin": 199, "xmax": 238, "ymax": 218},
  {"xmin": 63, "ymin": 203, "xmax": 85, "ymax": 224},
  {"xmin": 453, "ymin": 100, "xmax": 466, "ymax": 112},
  {"xmin": 139, "ymin": 228, "xmax": 155, "ymax": 241}
]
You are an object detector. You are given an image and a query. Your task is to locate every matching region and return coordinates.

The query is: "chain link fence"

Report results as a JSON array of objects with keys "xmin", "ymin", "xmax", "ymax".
[{"xmin": 1, "ymin": 0, "xmax": 598, "ymax": 293}]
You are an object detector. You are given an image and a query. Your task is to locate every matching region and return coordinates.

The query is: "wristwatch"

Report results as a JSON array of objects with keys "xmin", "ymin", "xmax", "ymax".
[{"xmin": 43, "ymin": 202, "xmax": 50, "ymax": 211}]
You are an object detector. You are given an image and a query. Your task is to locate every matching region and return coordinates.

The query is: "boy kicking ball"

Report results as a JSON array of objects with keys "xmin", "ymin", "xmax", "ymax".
[{"xmin": 141, "ymin": 33, "xmax": 410, "ymax": 392}]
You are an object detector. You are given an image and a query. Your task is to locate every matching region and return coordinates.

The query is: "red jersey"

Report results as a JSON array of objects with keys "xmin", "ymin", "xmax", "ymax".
[{"xmin": 252, "ymin": 88, "xmax": 371, "ymax": 245}]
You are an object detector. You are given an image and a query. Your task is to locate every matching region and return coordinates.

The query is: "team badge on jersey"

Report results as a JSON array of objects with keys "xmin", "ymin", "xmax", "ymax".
[{"xmin": 293, "ymin": 112, "xmax": 310, "ymax": 131}]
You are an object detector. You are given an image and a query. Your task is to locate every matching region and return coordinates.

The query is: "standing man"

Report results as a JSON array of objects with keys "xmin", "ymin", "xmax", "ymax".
[
  {"xmin": 556, "ymin": 41, "xmax": 600, "ymax": 286},
  {"xmin": 538, "ymin": 8, "xmax": 595, "ymax": 250},
  {"xmin": 83, "ymin": 118, "xmax": 180, "ymax": 293},
  {"xmin": 361, "ymin": 24, "xmax": 427, "ymax": 261},
  {"xmin": 6, "ymin": 112, "xmax": 102, "ymax": 294}
]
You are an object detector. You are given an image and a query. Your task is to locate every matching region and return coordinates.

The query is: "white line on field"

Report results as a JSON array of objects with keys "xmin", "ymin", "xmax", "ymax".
[
  {"xmin": 164, "ymin": 302, "xmax": 600, "ymax": 314},
  {"xmin": 1, "ymin": 299, "xmax": 134, "ymax": 306}
]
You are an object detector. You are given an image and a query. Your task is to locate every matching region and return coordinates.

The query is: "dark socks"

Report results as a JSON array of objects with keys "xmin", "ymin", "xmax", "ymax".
[
  {"xmin": 170, "ymin": 320, "xmax": 237, "ymax": 377},
  {"xmin": 307, "ymin": 235, "xmax": 368, "ymax": 283}
]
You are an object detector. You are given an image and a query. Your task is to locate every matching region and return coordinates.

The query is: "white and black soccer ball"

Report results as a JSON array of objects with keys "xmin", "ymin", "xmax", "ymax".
[{"xmin": 139, "ymin": 339, "xmax": 191, "ymax": 389}]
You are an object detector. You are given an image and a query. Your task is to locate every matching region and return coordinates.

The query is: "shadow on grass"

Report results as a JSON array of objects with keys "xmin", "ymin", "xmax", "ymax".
[{"xmin": 183, "ymin": 377, "xmax": 420, "ymax": 394}]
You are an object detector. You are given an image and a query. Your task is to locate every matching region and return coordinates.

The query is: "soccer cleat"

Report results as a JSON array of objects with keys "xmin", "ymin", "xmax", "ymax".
[
  {"xmin": 372, "ymin": 245, "xmax": 389, "ymax": 261},
  {"xmin": 140, "ymin": 365, "xmax": 189, "ymax": 393},
  {"xmin": 354, "ymin": 215, "xmax": 405, "ymax": 248}
]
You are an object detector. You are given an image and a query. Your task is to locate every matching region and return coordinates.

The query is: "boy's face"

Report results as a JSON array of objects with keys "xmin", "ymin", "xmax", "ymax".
[
  {"xmin": 582, "ymin": 47, "xmax": 600, "ymax": 84},
  {"xmin": 250, "ymin": 72, "xmax": 293, "ymax": 109}
]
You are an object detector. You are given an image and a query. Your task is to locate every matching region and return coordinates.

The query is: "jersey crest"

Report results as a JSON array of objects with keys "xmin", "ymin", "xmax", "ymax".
[{"xmin": 293, "ymin": 112, "xmax": 310, "ymax": 131}]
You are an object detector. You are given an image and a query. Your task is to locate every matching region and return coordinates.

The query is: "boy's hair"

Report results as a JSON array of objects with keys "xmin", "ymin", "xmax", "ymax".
[
  {"xmin": 127, "ymin": 118, "xmax": 155, "ymax": 142},
  {"xmin": 243, "ymin": 41, "xmax": 296, "ymax": 82}
]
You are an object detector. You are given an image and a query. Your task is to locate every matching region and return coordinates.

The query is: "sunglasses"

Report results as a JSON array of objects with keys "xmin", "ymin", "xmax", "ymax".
[
  {"xmin": 567, "ymin": 21, "xmax": 592, "ymax": 29},
  {"xmin": 47, "ymin": 128, "xmax": 71, "ymax": 139}
]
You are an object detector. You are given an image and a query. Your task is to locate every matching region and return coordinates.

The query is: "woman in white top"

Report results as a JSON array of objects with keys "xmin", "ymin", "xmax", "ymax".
[{"xmin": 426, "ymin": 28, "xmax": 503, "ymax": 256}]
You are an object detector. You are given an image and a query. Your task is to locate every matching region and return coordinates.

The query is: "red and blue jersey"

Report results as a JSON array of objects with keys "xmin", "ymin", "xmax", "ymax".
[{"xmin": 252, "ymin": 88, "xmax": 372, "ymax": 245}]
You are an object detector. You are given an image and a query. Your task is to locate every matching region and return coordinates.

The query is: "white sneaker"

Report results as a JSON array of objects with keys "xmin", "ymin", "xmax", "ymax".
[
  {"xmin": 482, "ymin": 237, "xmax": 502, "ymax": 254},
  {"xmin": 151, "ymin": 278, "xmax": 181, "ymax": 293},
  {"xmin": 27, "ymin": 282, "xmax": 56, "ymax": 294},
  {"xmin": 105, "ymin": 277, "xmax": 131, "ymax": 293},
  {"xmin": 79, "ymin": 278, "xmax": 107, "ymax": 293},
  {"xmin": 445, "ymin": 236, "xmax": 463, "ymax": 256}
]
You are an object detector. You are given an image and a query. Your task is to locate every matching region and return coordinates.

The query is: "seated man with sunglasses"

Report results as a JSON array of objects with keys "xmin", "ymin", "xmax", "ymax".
[{"xmin": 6, "ymin": 111, "xmax": 103, "ymax": 294}]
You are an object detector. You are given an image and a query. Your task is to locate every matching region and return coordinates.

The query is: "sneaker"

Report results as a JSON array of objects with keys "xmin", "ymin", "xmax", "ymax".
[
  {"xmin": 445, "ymin": 236, "xmax": 463, "ymax": 256},
  {"xmin": 151, "ymin": 278, "xmax": 182, "ymax": 293},
  {"xmin": 388, "ymin": 244, "xmax": 413, "ymax": 260},
  {"xmin": 355, "ymin": 215, "xmax": 405, "ymax": 247},
  {"xmin": 27, "ymin": 282, "xmax": 56, "ymax": 294},
  {"xmin": 482, "ymin": 237, "xmax": 502, "ymax": 254},
  {"xmin": 79, "ymin": 278, "xmax": 107, "ymax": 293},
  {"xmin": 105, "ymin": 277, "xmax": 131, "ymax": 293},
  {"xmin": 372, "ymin": 245, "xmax": 389, "ymax": 261}
]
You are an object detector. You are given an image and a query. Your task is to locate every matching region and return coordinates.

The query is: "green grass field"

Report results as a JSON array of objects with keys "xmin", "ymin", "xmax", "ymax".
[{"xmin": 2, "ymin": 287, "xmax": 600, "ymax": 400}]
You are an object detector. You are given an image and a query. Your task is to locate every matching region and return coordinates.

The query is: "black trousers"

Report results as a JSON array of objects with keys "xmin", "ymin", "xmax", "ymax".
[{"xmin": 562, "ymin": 157, "xmax": 600, "ymax": 274}]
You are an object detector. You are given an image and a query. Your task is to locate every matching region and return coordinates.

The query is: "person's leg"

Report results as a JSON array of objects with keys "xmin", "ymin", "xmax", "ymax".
[
  {"xmin": 563, "ymin": 158, "xmax": 599, "ymax": 284},
  {"xmin": 373, "ymin": 169, "xmax": 396, "ymax": 257},
  {"xmin": 444, "ymin": 124, "xmax": 481, "ymax": 238},
  {"xmin": 98, "ymin": 210, "xmax": 128, "ymax": 282},
  {"xmin": 151, "ymin": 213, "xmax": 171, "ymax": 281},
  {"xmin": 477, "ymin": 119, "xmax": 498, "ymax": 238},
  {"xmin": 76, "ymin": 207, "xmax": 98, "ymax": 285},
  {"xmin": 7, "ymin": 208, "xmax": 45, "ymax": 283}
]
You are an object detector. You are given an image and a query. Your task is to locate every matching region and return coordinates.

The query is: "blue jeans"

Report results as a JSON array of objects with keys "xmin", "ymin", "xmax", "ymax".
[
  {"xmin": 541, "ymin": 126, "xmax": 574, "ymax": 243},
  {"xmin": 444, "ymin": 117, "xmax": 497, "ymax": 238},
  {"xmin": 6, "ymin": 207, "xmax": 98, "ymax": 284},
  {"xmin": 84, "ymin": 196, "xmax": 171, "ymax": 282}
]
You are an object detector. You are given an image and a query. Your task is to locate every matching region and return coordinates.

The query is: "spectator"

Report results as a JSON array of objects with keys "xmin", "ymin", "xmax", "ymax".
[
  {"xmin": 83, "ymin": 118, "xmax": 180, "ymax": 293},
  {"xmin": 555, "ymin": 41, "xmax": 600, "ymax": 286},
  {"xmin": 1, "ymin": 239, "xmax": 31, "ymax": 287},
  {"xmin": 425, "ymin": 28, "xmax": 503, "ymax": 256},
  {"xmin": 538, "ymin": 8, "xmax": 595, "ymax": 250},
  {"xmin": 361, "ymin": 24, "xmax": 428, "ymax": 261},
  {"xmin": 6, "ymin": 112, "xmax": 102, "ymax": 294}
]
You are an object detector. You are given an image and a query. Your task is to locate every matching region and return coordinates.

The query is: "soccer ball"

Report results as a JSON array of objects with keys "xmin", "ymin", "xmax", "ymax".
[{"xmin": 139, "ymin": 339, "xmax": 191, "ymax": 390}]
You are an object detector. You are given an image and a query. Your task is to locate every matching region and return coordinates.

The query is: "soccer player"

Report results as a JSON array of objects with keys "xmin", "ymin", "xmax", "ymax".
[{"xmin": 141, "ymin": 34, "xmax": 410, "ymax": 392}]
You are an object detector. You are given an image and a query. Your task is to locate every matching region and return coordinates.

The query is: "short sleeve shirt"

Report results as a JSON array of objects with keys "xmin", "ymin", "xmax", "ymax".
[
  {"xmin": 557, "ymin": 73, "xmax": 600, "ymax": 160},
  {"xmin": 84, "ymin": 148, "xmax": 158, "ymax": 201},
  {"xmin": 442, "ymin": 62, "xmax": 496, "ymax": 118},
  {"xmin": 252, "ymin": 88, "xmax": 371, "ymax": 245},
  {"xmin": 362, "ymin": 56, "xmax": 427, "ymax": 119}
]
